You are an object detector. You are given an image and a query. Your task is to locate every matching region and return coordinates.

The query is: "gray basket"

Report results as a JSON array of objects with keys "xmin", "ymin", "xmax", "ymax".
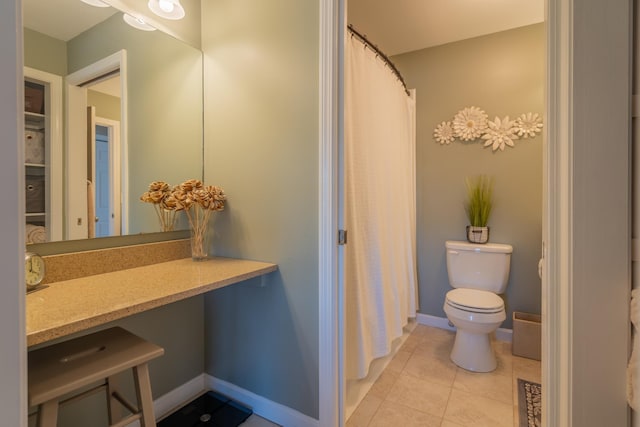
[{"xmin": 512, "ymin": 312, "xmax": 541, "ymax": 360}]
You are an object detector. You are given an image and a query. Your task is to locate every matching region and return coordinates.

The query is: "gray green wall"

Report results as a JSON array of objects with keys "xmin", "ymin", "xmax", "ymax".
[
  {"xmin": 201, "ymin": 0, "xmax": 320, "ymax": 419},
  {"xmin": 88, "ymin": 89, "xmax": 120, "ymax": 121},
  {"xmin": 23, "ymin": 28, "xmax": 66, "ymax": 76},
  {"xmin": 393, "ymin": 24, "xmax": 544, "ymax": 328}
]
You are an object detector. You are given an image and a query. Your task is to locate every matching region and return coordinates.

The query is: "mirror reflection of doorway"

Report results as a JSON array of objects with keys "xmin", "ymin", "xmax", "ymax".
[
  {"xmin": 66, "ymin": 50, "xmax": 128, "ymax": 240},
  {"xmin": 84, "ymin": 74, "xmax": 123, "ymax": 239},
  {"xmin": 92, "ymin": 120, "xmax": 121, "ymax": 238}
]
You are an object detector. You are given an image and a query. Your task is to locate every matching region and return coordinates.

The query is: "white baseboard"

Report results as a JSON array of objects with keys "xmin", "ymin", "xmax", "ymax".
[
  {"xmin": 154, "ymin": 374, "xmax": 207, "ymax": 420},
  {"xmin": 130, "ymin": 372, "xmax": 316, "ymax": 427},
  {"xmin": 125, "ymin": 374, "xmax": 207, "ymax": 426},
  {"xmin": 416, "ymin": 312, "xmax": 513, "ymax": 342},
  {"xmin": 205, "ymin": 374, "xmax": 319, "ymax": 427}
]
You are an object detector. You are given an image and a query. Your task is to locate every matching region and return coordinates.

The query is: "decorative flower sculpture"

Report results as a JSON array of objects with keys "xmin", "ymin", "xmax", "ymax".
[
  {"xmin": 482, "ymin": 116, "xmax": 519, "ymax": 151},
  {"xmin": 452, "ymin": 106, "xmax": 488, "ymax": 141},
  {"xmin": 433, "ymin": 107, "xmax": 543, "ymax": 152},
  {"xmin": 434, "ymin": 121, "xmax": 455, "ymax": 145},
  {"xmin": 515, "ymin": 112, "xmax": 543, "ymax": 138}
]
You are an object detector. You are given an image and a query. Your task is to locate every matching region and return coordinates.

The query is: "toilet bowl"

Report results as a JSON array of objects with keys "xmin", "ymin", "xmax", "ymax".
[
  {"xmin": 444, "ymin": 288, "xmax": 506, "ymax": 372},
  {"xmin": 444, "ymin": 240, "xmax": 512, "ymax": 372}
]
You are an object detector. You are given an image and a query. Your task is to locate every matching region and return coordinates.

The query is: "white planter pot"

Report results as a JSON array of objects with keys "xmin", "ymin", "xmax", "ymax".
[{"xmin": 466, "ymin": 225, "xmax": 489, "ymax": 244}]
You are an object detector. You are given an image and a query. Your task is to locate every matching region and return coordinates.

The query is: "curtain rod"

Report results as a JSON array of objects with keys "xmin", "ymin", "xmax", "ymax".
[{"xmin": 347, "ymin": 24, "xmax": 410, "ymax": 96}]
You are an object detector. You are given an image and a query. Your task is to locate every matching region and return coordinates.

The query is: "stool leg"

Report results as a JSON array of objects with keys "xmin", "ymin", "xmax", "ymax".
[
  {"xmin": 36, "ymin": 401, "xmax": 59, "ymax": 427},
  {"xmin": 107, "ymin": 374, "xmax": 124, "ymax": 424},
  {"xmin": 133, "ymin": 363, "xmax": 156, "ymax": 427}
]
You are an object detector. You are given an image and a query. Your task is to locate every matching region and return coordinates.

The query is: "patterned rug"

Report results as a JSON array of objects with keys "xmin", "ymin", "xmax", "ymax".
[{"xmin": 517, "ymin": 378, "xmax": 541, "ymax": 427}]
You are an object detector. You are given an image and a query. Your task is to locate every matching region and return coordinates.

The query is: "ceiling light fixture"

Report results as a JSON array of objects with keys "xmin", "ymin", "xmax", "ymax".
[
  {"xmin": 148, "ymin": 0, "xmax": 185, "ymax": 20},
  {"xmin": 80, "ymin": 0, "xmax": 110, "ymax": 7},
  {"xmin": 123, "ymin": 13, "xmax": 156, "ymax": 31}
]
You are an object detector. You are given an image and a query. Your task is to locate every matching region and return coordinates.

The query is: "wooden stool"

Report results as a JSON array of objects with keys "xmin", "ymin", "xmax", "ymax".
[{"xmin": 28, "ymin": 327, "xmax": 164, "ymax": 427}]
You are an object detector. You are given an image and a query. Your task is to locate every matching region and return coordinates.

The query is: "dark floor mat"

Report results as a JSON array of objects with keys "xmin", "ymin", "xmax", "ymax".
[{"xmin": 158, "ymin": 391, "xmax": 253, "ymax": 427}]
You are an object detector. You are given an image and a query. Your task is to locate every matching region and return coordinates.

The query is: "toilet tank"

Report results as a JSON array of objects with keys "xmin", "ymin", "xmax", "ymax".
[{"xmin": 445, "ymin": 240, "xmax": 513, "ymax": 293}]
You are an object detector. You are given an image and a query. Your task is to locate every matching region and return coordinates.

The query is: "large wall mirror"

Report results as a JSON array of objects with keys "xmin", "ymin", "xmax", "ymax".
[{"xmin": 22, "ymin": 0, "xmax": 203, "ymax": 250}]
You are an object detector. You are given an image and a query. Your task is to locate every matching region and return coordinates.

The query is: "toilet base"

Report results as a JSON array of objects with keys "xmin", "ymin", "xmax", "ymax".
[{"xmin": 450, "ymin": 329, "xmax": 497, "ymax": 372}]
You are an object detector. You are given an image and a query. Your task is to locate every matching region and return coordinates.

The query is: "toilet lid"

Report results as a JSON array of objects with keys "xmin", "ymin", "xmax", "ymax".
[{"xmin": 446, "ymin": 288, "xmax": 504, "ymax": 313}]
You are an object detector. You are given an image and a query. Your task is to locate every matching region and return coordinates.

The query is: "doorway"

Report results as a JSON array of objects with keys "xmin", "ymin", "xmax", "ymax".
[
  {"xmin": 318, "ymin": 1, "xmax": 633, "ymax": 427},
  {"xmin": 65, "ymin": 50, "xmax": 128, "ymax": 240},
  {"xmin": 92, "ymin": 119, "xmax": 121, "ymax": 238}
]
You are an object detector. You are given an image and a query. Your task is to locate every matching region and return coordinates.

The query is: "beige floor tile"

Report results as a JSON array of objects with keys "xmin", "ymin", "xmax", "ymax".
[
  {"xmin": 385, "ymin": 373, "xmax": 451, "ymax": 418},
  {"xmin": 413, "ymin": 335, "xmax": 455, "ymax": 360},
  {"xmin": 368, "ymin": 400, "xmax": 442, "ymax": 427},
  {"xmin": 403, "ymin": 346, "xmax": 458, "ymax": 387},
  {"xmin": 400, "ymin": 333, "xmax": 428, "ymax": 352},
  {"xmin": 368, "ymin": 370, "xmax": 399, "ymax": 399},
  {"xmin": 494, "ymin": 338, "xmax": 512, "ymax": 353},
  {"xmin": 491, "ymin": 341, "xmax": 514, "ymax": 376},
  {"xmin": 386, "ymin": 349, "xmax": 412, "ymax": 373},
  {"xmin": 513, "ymin": 356, "xmax": 541, "ymax": 384},
  {"xmin": 349, "ymin": 325, "xmax": 538, "ymax": 427},
  {"xmin": 444, "ymin": 388, "xmax": 513, "ymax": 427},
  {"xmin": 410, "ymin": 324, "xmax": 456, "ymax": 344},
  {"xmin": 452, "ymin": 367, "xmax": 513, "ymax": 405},
  {"xmin": 513, "ymin": 401, "xmax": 521, "ymax": 427},
  {"xmin": 346, "ymin": 394, "xmax": 383, "ymax": 427}
]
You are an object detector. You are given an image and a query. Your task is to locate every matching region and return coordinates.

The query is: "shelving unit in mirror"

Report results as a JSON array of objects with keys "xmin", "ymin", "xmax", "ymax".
[{"xmin": 24, "ymin": 68, "xmax": 63, "ymax": 244}]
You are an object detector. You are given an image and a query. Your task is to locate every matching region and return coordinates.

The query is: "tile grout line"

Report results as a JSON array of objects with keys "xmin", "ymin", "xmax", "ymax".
[{"xmin": 440, "ymin": 367, "xmax": 459, "ymax": 426}]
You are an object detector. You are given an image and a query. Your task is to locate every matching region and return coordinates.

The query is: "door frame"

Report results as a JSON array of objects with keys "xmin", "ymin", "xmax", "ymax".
[
  {"xmin": 318, "ymin": 1, "xmax": 632, "ymax": 426},
  {"xmin": 0, "ymin": 0, "xmax": 26, "ymax": 425},
  {"xmin": 93, "ymin": 116, "xmax": 123, "ymax": 237},
  {"xmin": 65, "ymin": 50, "xmax": 128, "ymax": 239}
]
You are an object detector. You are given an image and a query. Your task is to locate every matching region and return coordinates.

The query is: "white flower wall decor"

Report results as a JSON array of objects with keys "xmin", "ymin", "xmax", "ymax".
[
  {"xmin": 434, "ymin": 121, "xmax": 455, "ymax": 145},
  {"xmin": 482, "ymin": 116, "xmax": 518, "ymax": 151},
  {"xmin": 434, "ymin": 107, "xmax": 543, "ymax": 152},
  {"xmin": 452, "ymin": 106, "xmax": 488, "ymax": 141},
  {"xmin": 515, "ymin": 112, "xmax": 543, "ymax": 138}
]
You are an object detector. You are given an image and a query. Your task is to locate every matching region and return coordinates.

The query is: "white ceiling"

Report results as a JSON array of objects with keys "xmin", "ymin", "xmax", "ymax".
[
  {"xmin": 23, "ymin": 0, "xmax": 117, "ymax": 41},
  {"xmin": 348, "ymin": 0, "xmax": 545, "ymax": 56}
]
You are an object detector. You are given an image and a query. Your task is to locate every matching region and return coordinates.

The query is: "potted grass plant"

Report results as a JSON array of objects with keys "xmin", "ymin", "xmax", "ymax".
[{"xmin": 464, "ymin": 175, "xmax": 494, "ymax": 244}]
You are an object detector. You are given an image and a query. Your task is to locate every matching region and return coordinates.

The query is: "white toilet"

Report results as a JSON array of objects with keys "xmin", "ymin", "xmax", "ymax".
[{"xmin": 443, "ymin": 240, "xmax": 513, "ymax": 372}]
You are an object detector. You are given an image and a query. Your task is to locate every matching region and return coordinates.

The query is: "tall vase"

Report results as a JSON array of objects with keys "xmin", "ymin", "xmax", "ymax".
[{"xmin": 190, "ymin": 226, "xmax": 209, "ymax": 261}]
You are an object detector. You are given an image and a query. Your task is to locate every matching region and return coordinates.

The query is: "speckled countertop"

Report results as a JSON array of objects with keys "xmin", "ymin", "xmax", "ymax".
[{"xmin": 26, "ymin": 257, "xmax": 277, "ymax": 347}]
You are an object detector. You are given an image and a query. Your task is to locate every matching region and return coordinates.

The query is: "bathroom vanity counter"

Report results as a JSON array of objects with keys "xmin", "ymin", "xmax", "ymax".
[{"xmin": 26, "ymin": 257, "xmax": 277, "ymax": 346}]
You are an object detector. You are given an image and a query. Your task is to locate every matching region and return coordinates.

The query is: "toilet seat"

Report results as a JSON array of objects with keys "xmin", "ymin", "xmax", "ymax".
[{"xmin": 445, "ymin": 288, "xmax": 504, "ymax": 314}]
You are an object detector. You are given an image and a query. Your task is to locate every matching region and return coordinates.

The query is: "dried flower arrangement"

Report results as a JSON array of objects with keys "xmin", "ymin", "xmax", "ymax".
[
  {"xmin": 141, "ymin": 179, "xmax": 227, "ymax": 259},
  {"xmin": 140, "ymin": 181, "xmax": 179, "ymax": 232}
]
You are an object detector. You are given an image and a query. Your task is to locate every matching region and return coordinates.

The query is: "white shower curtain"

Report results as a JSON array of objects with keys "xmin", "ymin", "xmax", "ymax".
[{"xmin": 345, "ymin": 35, "xmax": 418, "ymax": 380}]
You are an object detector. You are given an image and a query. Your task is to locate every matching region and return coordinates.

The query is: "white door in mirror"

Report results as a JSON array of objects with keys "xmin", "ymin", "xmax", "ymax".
[{"xmin": 25, "ymin": 251, "xmax": 45, "ymax": 289}]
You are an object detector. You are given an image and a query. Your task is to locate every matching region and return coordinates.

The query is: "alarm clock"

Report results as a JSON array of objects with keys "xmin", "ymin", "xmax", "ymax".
[{"xmin": 25, "ymin": 251, "xmax": 45, "ymax": 290}]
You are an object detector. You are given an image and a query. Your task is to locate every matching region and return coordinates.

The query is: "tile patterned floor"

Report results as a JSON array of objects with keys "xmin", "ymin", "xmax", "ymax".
[{"xmin": 347, "ymin": 324, "xmax": 542, "ymax": 427}]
